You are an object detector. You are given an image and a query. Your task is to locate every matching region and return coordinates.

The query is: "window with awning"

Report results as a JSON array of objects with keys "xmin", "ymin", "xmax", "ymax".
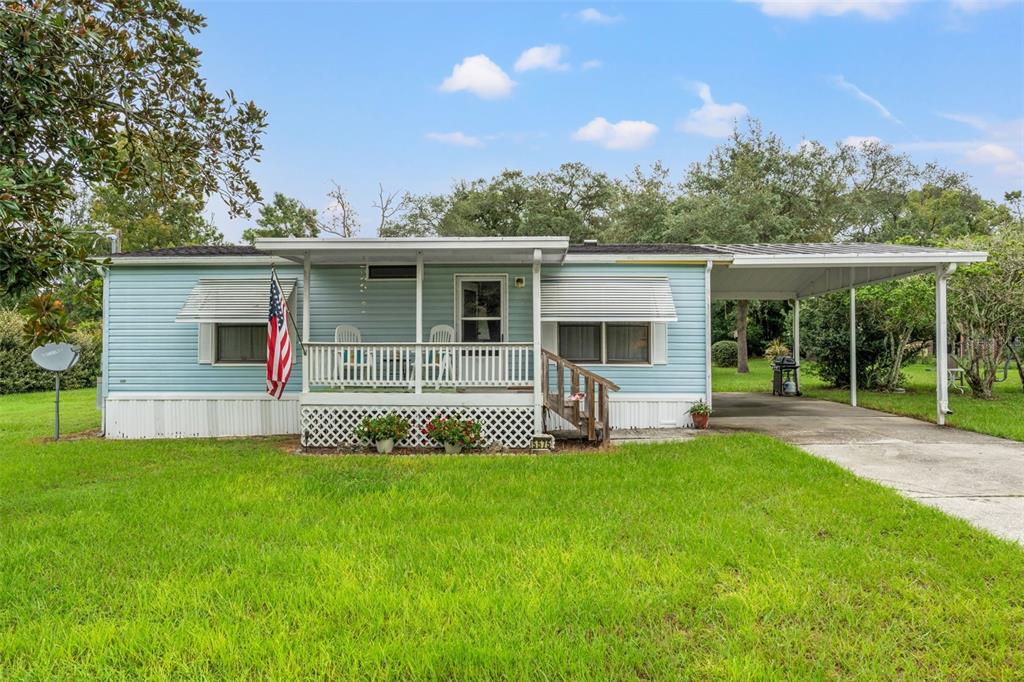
[
  {"xmin": 175, "ymin": 278, "xmax": 297, "ymax": 324},
  {"xmin": 540, "ymin": 276, "xmax": 677, "ymax": 322}
]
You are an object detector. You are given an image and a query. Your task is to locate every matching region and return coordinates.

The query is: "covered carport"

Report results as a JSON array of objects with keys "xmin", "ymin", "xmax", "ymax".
[{"xmin": 706, "ymin": 243, "xmax": 988, "ymax": 425}]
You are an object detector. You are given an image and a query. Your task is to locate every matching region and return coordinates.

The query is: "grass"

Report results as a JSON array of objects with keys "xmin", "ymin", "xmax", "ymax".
[
  {"xmin": 713, "ymin": 358, "xmax": 1024, "ymax": 442},
  {"xmin": 0, "ymin": 390, "xmax": 1022, "ymax": 679}
]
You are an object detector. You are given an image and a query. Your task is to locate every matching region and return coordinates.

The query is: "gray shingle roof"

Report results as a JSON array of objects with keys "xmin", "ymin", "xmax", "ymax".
[{"xmin": 112, "ymin": 244, "xmax": 263, "ymax": 258}]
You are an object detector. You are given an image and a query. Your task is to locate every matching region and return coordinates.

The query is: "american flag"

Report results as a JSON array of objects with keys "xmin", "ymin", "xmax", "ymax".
[{"xmin": 266, "ymin": 271, "xmax": 293, "ymax": 399}]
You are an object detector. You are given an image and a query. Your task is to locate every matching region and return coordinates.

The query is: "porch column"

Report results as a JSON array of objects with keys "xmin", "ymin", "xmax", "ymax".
[
  {"xmin": 532, "ymin": 248, "xmax": 543, "ymax": 433},
  {"xmin": 793, "ymin": 298, "xmax": 801, "ymax": 364},
  {"xmin": 302, "ymin": 254, "xmax": 311, "ymax": 394},
  {"xmin": 849, "ymin": 271, "xmax": 857, "ymax": 407},
  {"xmin": 415, "ymin": 252, "xmax": 424, "ymax": 394},
  {"xmin": 935, "ymin": 263, "xmax": 955, "ymax": 425}
]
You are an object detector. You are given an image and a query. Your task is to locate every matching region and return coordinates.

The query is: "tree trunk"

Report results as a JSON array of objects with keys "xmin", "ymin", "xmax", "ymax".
[
  {"xmin": 1007, "ymin": 341, "xmax": 1024, "ymax": 393},
  {"xmin": 736, "ymin": 300, "xmax": 749, "ymax": 374}
]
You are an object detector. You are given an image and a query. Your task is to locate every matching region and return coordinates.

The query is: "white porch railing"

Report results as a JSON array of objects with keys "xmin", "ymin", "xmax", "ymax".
[{"xmin": 305, "ymin": 342, "xmax": 533, "ymax": 389}]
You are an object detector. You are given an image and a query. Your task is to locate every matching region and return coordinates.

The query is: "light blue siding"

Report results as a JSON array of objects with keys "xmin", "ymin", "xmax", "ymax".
[
  {"xmin": 106, "ymin": 265, "xmax": 303, "ymax": 393},
  {"xmin": 105, "ymin": 261, "xmax": 705, "ymax": 395},
  {"xmin": 106, "ymin": 263, "xmax": 535, "ymax": 393},
  {"xmin": 543, "ymin": 263, "xmax": 707, "ymax": 394}
]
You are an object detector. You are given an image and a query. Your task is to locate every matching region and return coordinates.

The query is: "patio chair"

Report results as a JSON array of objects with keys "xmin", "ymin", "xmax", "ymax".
[
  {"xmin": 947, "ymin": 354, "xmax": 965, "ymax": 395},
  {"xmin": 334, "ymin": 325, "xmax": 367, "ymax": 384},
  {"xmin": 427, "ymin": 324, "xmax": 456, "ymax": 387}
]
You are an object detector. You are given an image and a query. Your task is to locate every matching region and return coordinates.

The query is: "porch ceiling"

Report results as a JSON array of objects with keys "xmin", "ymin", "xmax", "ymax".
[{"xmin": 254, "ymin": 237, "xmax": 570, "ymax": 265}]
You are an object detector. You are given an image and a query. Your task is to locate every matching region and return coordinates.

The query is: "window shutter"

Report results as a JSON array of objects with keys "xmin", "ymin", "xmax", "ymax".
[
  {"xmin": 652, "ymin": 322, "xmax": 668, "ymax": 364},
  {"xmin": 198, "ymin": 323, "xmax": 215, "ymax": 364},
  {"xmin": 541, "ymin": 322, "xmax": 558, "ymax": 352}
]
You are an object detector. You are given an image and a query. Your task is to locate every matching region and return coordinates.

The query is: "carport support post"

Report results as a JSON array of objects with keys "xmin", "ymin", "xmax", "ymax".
[
  {"xmin": 849, "ymin": 281, "xmax": 857, "ymax": 408},
  {"xmin": 792, "ymin": 298, "xmax": 800, "ymax": 364},
  {"xmin": 935, "ymin": 263, "xmax": 954, "ymax": 426}
]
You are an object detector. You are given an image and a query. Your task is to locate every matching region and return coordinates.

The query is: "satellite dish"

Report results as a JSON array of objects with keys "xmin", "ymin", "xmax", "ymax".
[{"xmin": 31, "ymin": 343, "xmax": 80, "ymax": 372}]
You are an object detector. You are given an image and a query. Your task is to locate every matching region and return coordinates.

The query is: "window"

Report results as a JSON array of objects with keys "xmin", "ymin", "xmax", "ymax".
[
  {"xmin": 556, "ymin": 322, "xmax": 651, "ymax": 365},
  {"xmin": 558, "ymin": 324, "xmax": 602, "ymax": 363},
  {"xmin": 216, "ymin": 324, "xmax": 266, "ymax": 364},
  {"xmin": 458, "ymin": 277, "xmax": 505, "ymax": 342},
  {"xmin": 367, "ymin": 265, "xmax": 416, "ymax": 280},
  {"xmin": 606, "ymin": 323, "xmax": 650, "ymax": 364}
]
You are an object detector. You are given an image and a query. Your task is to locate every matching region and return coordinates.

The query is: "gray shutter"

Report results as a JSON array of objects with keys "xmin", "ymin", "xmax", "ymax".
[
  {"xmin": 652, "ymin": 322, "xmax": 668, "ymax": 364},
  {"xmin": 541, "ymin": 322, "xmax": 558, "ymax": 352},
  {"xmin": 198, "ymin": 323, "xmax": 215, "ymax": 364}
]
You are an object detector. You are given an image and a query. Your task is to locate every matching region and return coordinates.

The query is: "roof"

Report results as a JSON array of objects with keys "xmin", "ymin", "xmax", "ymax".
[
  {"xmin": 566, "ymin": 242, "xmax": 979, "ymax": 258},
  {"xmin": 113, "ymin": 244, "xmax": 262, "ymax": 258}
]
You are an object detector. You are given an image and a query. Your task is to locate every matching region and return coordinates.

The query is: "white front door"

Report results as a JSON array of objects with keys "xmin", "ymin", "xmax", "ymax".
[
  {"xmin": 456, "ymin": 276, "xmax": 506, "ymax": 342},
  {"xmin": 455, "ymin": 276, "xmax": 508, "ymax": 384}
]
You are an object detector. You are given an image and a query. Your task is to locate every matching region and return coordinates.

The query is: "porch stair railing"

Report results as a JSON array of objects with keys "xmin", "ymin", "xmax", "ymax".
[{"xmin": 541, "ymin": 349, "xmax": 620, "ymax": 444}]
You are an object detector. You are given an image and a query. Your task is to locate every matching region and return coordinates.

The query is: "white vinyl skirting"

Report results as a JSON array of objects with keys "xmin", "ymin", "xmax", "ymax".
[{"xmin": 105, "ymin": 393, "xmax": 300, "ymax": 439}]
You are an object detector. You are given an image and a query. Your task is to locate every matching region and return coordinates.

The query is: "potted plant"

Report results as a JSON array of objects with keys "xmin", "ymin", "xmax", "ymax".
[
  {"xmin": 688, "ymin": 401, "xmax": 712, "ymax": 429},
  {"xmin": 423, "ymin": 414, "xmax": 483, "ymax": 454},
  {"xmin": 354, "ymin": 414, "xmax": 411, "ymax": 454}
]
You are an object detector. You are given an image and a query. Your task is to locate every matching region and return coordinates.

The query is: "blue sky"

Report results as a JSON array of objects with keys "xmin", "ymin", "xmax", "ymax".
[{"xmin": 186, "ymin": 1, "xmax": 1024, "ymax": 241}]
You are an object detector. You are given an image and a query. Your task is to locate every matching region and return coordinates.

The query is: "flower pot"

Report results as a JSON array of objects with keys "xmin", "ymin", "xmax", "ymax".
[
  {"xmin": 443, "ymin": 442, "xmax": 463, "ymax": 454},
  {"xmin": 691, "ymin": 413, "xmax": 709, "ymax": 430},
  {"xmin": 375, "ymin": 438, "xmax": 395, "ymax": 454}
]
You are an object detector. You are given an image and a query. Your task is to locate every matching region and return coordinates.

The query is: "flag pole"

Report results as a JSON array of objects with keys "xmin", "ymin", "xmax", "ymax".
[{"xmin": 272, "ymin": 264, "xmax": 304, "ymax": 352}]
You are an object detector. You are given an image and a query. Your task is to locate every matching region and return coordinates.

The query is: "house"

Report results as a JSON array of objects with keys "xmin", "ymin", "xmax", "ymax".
[{"xmin": 99, "ymin": 238, "xmax": 986, "ymax": 447}]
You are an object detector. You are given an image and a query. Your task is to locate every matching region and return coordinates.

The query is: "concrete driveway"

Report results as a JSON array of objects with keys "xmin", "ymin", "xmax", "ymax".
[{"xmin": 710, "ymin": 393, "xmax": 1024, "ymax": 544}]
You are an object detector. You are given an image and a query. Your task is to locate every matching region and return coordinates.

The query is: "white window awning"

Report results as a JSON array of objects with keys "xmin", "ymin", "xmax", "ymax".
[
  {"xmin": 175, "ymin": 278, "xmax": 296, "ymax": 324},
  {"xmin": 541, "ymin": 276, "xmax": 677, "ymax": 322}
]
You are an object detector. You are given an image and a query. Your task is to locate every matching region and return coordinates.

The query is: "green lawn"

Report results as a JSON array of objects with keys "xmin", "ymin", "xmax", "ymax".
[
  {"xmin": 1, "ymin": 390, "xmax": 1022, "ymax": 678},
  {"xmin": 714, "ymin": 358, "xmax": 1024, "ymax": 442}
]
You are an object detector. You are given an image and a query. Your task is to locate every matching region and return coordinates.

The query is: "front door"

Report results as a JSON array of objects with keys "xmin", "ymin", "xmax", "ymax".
[
  {"xmin": 456, "ymin": 276, "xmax": 505, "ymax": 343},
  {"xmin": 455, "ymin": 276, "xmax": 507, "ymax": 385}
]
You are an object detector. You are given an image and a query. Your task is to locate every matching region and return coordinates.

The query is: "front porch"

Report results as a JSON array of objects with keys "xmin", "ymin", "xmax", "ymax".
[{"xmin": 253, "ymin": 237, "xmax": 611, "ymax": 448}]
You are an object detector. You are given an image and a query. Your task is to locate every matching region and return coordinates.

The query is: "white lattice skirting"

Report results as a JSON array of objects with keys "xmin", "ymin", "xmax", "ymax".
[{"xmin": 301, "ymin": 405, "xmax": 535, "ymax": 449}]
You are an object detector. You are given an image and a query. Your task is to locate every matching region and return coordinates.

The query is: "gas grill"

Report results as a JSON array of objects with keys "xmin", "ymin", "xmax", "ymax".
[{"xmin": 772, "ymin": 356, "xmax": 801, "ymax": 396}]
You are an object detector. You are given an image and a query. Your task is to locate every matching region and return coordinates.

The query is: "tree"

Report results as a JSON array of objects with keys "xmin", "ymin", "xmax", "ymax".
[
  {"xmin": 242, "ymin": 193, "xmax": 319, "ymax": 243},
  {"xmin": 322, "ymin": 182, "xmax": 360, "ymax": 238},
  {"xmin": 1, "ymin": 0, "xmax": 266, "ymax": 297},
  {"xmin": 948, "ymin": 228, "xmax": 1024, "ymax": 398},
  {"xmin": 91, "ymin": 185, "xmax": 223, "ymax": 252},
  {"xmin": 371, "ymin": 184, "xmax": 413, "ymax": 237}
]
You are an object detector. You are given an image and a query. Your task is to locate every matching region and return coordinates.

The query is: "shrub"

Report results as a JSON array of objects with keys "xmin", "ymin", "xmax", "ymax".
[
  {"xmin": 688, "ymin": 400, "xmax": 712, "ymax": 416},
  {"xmin": 0, "ymin": 309, "xmax": 101, "ymax": 394},
  {"xmin": 763, "ymin": 338, "xmax": 791, "ymax": 364},
  {"xmin": 354, "ymin": 414, "xmax": 410, "ymax": 442},
  {"xmin": 711, "ymin": 340, "xmax": 738, "ymax": 367},
  {"xmin": 423, "ymin": 415, "xmax": 483, "ymax": 448}
]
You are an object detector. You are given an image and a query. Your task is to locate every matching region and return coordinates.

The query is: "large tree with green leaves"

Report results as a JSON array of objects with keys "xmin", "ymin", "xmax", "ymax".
[
  {"xmin": 242, "ymin": 193, "xmax": 319, "ymax": 243},
  {"xmin": 1, "ymin": 0, "xmax": 266, "ymax": 297}
]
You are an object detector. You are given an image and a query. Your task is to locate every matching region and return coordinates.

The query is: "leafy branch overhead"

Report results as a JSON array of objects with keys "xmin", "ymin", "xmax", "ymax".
[{"xmin": 0, "ymin": 0, "xmax": 266, "ymax": 295}]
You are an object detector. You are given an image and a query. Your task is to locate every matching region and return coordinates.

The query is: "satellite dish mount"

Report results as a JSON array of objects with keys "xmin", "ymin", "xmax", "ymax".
[{"xmin": 30, "ymin": 343, "xmax": 81, "ymax": 441}]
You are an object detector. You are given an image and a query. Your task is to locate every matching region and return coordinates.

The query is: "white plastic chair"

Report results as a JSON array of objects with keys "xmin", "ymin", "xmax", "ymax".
[
  {"xmin": 334, "ymin": 325, "xmax": 365, "ymax": 385},
  {"xmin": 427, "ymin": 325, "xmax": 456, "ymax": 386}
]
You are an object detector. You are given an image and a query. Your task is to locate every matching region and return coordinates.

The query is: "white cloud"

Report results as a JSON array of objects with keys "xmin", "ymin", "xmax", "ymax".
[
  {"xmin": 678, "ymin": 82, "xmax": 748, "ymax": 138},
  {"xmin": 746, "ymin": 0, "xmax": 909, "ymax": 20},
  {"xmin": 949, "ymin": 0, "xmax": 1014, "ymax": 13},
  {"xmin": 581, "ymin": 59, "xmax": 603, "ymax": 70},
  {"xmin": 841, "ymin": 135, "xmax": 883, "ymax": 148},
  {"xmin": 963, "ymin": 143, "xmax": 1017, "ymax": 164},
  {"xmin": 439, "ymin": 55, "xmax": 515, "ymax": 99},
  {"xmin": 898, "ymin": 113, "xmax": 1024, "ymax": 179},
  {"xmin": 572, "ymin": 117, "xmax": 658, "ymax": 150},
  {"xmin": 425, "ymin": 131, "xmax": 484, "ymax": 148},
  {"xmin": 514, "ymin": 45, "xmax": 569, "ymax": 73},
  {"xmin": 576, "ymin": 7, "xmax": 622, "ymax": 23},
  {"xmin": 831, "ymin": 75, "xmax": 902, "ymax": 124}
]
